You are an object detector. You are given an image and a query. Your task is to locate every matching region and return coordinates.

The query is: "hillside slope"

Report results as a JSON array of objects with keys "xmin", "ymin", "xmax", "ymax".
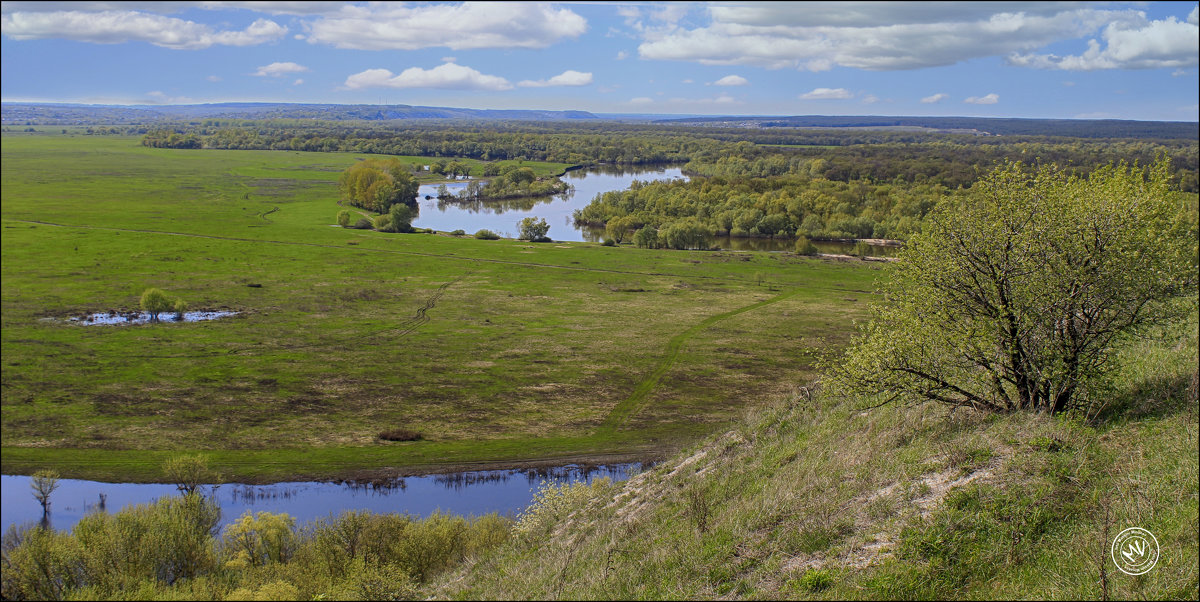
[{"xmin": 432, "ymin": 316, "xmax": 1198, "ymax": 600}]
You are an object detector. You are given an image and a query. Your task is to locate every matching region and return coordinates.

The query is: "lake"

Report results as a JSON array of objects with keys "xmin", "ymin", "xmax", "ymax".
[
  {"xmin": 413, "ymin": 165, "xmax": 900, "ymax": 256},
  {"xmin": 1, "ymin": 462, "xmax": 646, "ymax": 534}
]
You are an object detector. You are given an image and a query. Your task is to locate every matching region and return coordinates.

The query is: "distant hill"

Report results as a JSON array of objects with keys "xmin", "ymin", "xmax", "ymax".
[
  {"xmin": 0, "ymin": 102, "xmax": 601, "ymax": 125},
  {"xmin": 655, "ymin": 114, "xmax": 1200, "ymax": 139}
]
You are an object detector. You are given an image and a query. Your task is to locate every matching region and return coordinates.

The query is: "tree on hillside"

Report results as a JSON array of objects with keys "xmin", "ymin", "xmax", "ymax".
[{"xmin": 833, "ymin": 158, "xmax": 1197, "ymax": 415}]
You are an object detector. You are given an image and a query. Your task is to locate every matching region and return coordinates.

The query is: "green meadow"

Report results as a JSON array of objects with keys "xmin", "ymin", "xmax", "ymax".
[{"xmin": 1, "ymin": 133, "xmax": 877, "ymax": 482}]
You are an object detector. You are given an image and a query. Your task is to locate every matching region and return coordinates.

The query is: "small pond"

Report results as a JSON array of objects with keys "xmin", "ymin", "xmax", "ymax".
[
  {"xmin": 1, "ymin": 463, "xmax": 646, "ymax": 534},
  {"xmin": 63, "ymin": 310, "xmax": 238, "ymax": 326}
]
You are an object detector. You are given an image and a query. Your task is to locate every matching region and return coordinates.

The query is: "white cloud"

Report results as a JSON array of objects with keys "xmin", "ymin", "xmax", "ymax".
[
  {"xmin": 146, "ymin": 90, "xmax": 194, "ymax": 104},
  {"xmin": 306, "ymin": 3, "xmax": 586, "ymax": 50},
  {"xmin": 1009, "ymin": 9, "xmax": 1200, "ymax": 70},
  {"xmin": 253, "ymin": 61, "xmax": 309, "ymax": 77},
  {"xmin": 800, "ymin": 87, "xmax": 853, "ymax": 100},
  {"xmin": 965, "ymin": 93, "xmax": 1000, "ymax": 104},
  {"xmin": 616, "ymin": 50, "xmax": 629, "ymax": 60},
  {"xmin": 344, "ymin": 63, "xmax": 513, "ymax": 91},
  {"xmin": 861, "ymin": 94, "xmax": 879, "ymax": 104},
  {"xmin": 206, "ymin": 75, "xmax": 221, "ymax": 82},
  {"xmin": 292, "ymin": 78, "xmax": 303, "ymax": 86},
  {"xmin": 921, "ymin": 92, "xmax": 949, "ymax": 103},
  {"xmin": 667, "ymin": 94, "xmax": 742, "ymax": 106},
  {"xmin": 711, "ymin": 74, "xmax": 748, "ymax": 86},
  {"xmin": 518, "ymin": 70, "xmax": 593, "ymax": 88},
  {"xmin": 634, "ymin": 3, "xmax": 1198, "ymax": 72},
  {"xmin": 0, "ymin": 10, "xmax": 285, "ymax": 49},
  {"xmin": 627, "ymin": 97, "xmax": 655, "ymax": 105}
]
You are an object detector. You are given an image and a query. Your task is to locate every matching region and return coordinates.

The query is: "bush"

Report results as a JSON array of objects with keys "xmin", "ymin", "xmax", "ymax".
[
  {"xmin": 517, "ymin": 217, "xmax": 551, "ymax": 242},
  {"xmin": 795, "ymin": 235, "xmax": 819, "ymax": 256},
  {"xmin": 601, "ymin": 238, "xmax": 616, "ymax": 247},
  {"xmin": 140, "ymin": 288, "xmax": 173, "ymax": 322},
  {"xmin": 172, "ymin": 299, "xmax": 188, "ymax": 321},
  {"xmin": 449, "ymin": 229, "xmax": 466, "ymax": 236},
  {"xmin": 377, "ymin": 429, "xmax": 422, "ymax": 442},
  {"xmin": 474, "ymin": 229, "xmax": 500, "ymax": 240},
  {"xmin": 372, "ymin": 214, "xmax": 392, "ymax": 231},
  {"xmin": 352, "ymin": 218, "xmax": 373, "ymax": 230},
  {"xmin": 336, "ymin": 210, "xmax": 351, "ymax": 228}
]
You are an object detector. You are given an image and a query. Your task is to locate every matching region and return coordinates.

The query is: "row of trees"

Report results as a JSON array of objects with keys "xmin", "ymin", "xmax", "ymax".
[
  {"xmin": 578, "ymin": 174, "xmax": 940, "ymax": 243},
  {"xmin": 140, "ymin": 121, "xmax": 1198, "ymax": 191}
]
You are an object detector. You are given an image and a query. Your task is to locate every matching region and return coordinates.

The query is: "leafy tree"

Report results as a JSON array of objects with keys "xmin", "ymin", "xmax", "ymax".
[
  {"xmin": 163, "ymin": 454, "xmax": 221, "ymax": 496},
  {"xmin": 633, "ymin": 226, "xmax": 660, "ymax": 249},
  {"xmin": 659, "ymin": 218, "xmax": 712, "ymax": 250},
  {"xmin": 387, "ymin": 203, "xmax": 416, "ymax": 233},
  {"xmin": 30, "ymin": 469, "xmax": 60, "ymax": 515},
  {"xmin": 336, "ymin": 210, "xmax": 351, "ymax": 228},
  {"xmin": 517, "ymin": 217, "xmax": 551, "ymax": 242},
  {"xmin": 833, "ymin": 159, "xmax": 1197, "ymax": 414},
  {"xmin": 794, "ymin": 235, "xmax": 819, "ymax": 256},
  {"xmin": 337, "ymin": 158, "xmax": 419, "ymax": 213},
  {"xmin": 140, "ymin": 288, "xmax": 172, "ymax": 322}
]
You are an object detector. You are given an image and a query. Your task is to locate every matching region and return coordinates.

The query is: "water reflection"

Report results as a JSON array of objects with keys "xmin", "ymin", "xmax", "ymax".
[{"xmin": 1, "ymin": 462, "xmax": 649, "ymax": 534}]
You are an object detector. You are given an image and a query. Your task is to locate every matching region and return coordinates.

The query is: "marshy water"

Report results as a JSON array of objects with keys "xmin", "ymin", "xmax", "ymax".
[
  {"xmin": 63, "ymin": 310, "xmax": 238, "ymax": 326},
  {"xmin": 1, "ymin": 463, "xmax": 646, "ymax": 534}
]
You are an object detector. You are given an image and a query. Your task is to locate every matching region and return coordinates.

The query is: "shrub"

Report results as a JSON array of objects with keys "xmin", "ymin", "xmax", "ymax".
[
  {"xmin": 795, "ymin": 235, "xmax": 819, "ymax": 256},
  {"xmin": 140, "ymin": 288, "xmax": 173, "ymax": 322},
  {"xmin": 449, "ymin": 229, "xmax": 466, "ymax": 236},
  {"xmin": 517, "ymin": 217, "xmax": 551, "ymax": 242},
  {"xmin": 474, "ymin": 229, "xmax": 500, "ymax": 240},
  {"xmin": 352, "ymin": 218, "xmax": 373, "ymax": 230},
  {"xmin": 172, "ymin": 298, "xmax": 188, "ymax": 321},
  {"xmin": 372, "ymin": 214, "xmax": 392, "ymax": 231},
  {"xmin": 223, "ymin": 511, "xmax": 297, "ymax": 567},
  {"xmin": 798, "ymin": 568, "xmax": 834, "ymax": 592},
  {"xmin": 601, "ymin": 238, "xmax": 616, "ymax": 247},
  {"xmin": 377, "ymin": 429, "xmax": 422, "ymax": 442},
  {"xmin": 336, "ymin": 210, "xmax": 351, "ymax": 228}
]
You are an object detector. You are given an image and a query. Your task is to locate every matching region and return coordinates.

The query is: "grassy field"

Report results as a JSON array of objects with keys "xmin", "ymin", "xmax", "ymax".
[{"xmin": 1, "ymin": 133, "xmax": 879, "ymax": 482}]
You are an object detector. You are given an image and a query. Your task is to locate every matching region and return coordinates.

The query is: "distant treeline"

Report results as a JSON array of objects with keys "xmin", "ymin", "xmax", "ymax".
[
  {"xmin": 660, "ymin": 114, "xmax": 1200, "ymax": 139},
  {"xmin": 138, "ymin": 121, "xmax": 1198, "ymax": 191}
]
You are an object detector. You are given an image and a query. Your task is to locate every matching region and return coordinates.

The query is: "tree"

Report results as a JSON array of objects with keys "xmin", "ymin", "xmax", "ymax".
[
  {"xmin": 140, "ymin": 288, "xmax": 172, "ymax": 322},
  {"xmin": 163, "ymin": 454, "xmax": 221, "ymax": 496},
  {"xmin": 833, "ymin": 159, "xmax": 1197, "ymax": 415},
  {"xmin": 337, "ymin": 209, "xmax": 351, "ymax": 228},
  {"xmin": 387, "ymin": 203, "xmax": 416, "ymax": 233},
  {"xmin": 517, "ymin": 217, "xmax": 551, "ymax": 242},
  {"xmin": 30, "ymin": 469, "xmax": 60, "ymax": 516}
]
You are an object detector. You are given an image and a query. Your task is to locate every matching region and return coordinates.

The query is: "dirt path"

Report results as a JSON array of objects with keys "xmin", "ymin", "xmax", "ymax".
[{"xmin": 597, "ymin": 286, "xmax": 805, "ymax": 433}]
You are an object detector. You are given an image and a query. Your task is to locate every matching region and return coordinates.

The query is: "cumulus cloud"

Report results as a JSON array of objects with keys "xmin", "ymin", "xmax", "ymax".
[
  {"xmin": 711, "ymin": 74, "xmax": 748, "ymax": 86},
  {"xmin": 921, "ymin": 92, "xmax": 949, "ymax": 103},
  {"xmin": 965, "ymin": 93, "xmax": 1000, "ymax": 104},
  {"xmin": 253, "ymin": 61, "xmax": 309, "ymax": 77},
  {"xmin": 518, "ymin": 70, "xmax": 593, "ymax": 88},
  {"xmin": 0, "ymin": 9, "xmax": 286, "ymax": 49},
  {"xmin": 635, "ymin": 2, "xmax": 1196, "ymax": 72},
  {"xmin": 1008, "ymin": 8, "xmax": 1199, "ymax": 70},
  {"xmin": 292, "ymin": 78, "xmax": 303, "ymax": 86},
  {"xmin": 305, "ymin": 2, "xmax": 586, "ymax": 50},
  {"xmin": 344, "ymin": 63, "xmax": 512, "ymax": 91},
  {"xmin": 861, "ymin": 94, "xmax": 880, "ymax": 104},
  {"xmin": 800, "ymin": 87, "xmax": 853, "ymax": 100}
]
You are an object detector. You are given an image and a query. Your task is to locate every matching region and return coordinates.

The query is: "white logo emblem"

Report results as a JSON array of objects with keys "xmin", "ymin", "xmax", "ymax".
[{"xmin": 1111, "ymin": 527, "xmax": 1159, "ymax": 575}]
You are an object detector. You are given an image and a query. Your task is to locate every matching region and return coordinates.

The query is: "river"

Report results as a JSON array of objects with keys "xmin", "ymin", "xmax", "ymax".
[
  {"xmin": 412, "ymin": 165, "xmax": 900, "ymax": 255},
  {"xmin": 1, "ymin": 463, "xmax": 646, "ymax": 534}
]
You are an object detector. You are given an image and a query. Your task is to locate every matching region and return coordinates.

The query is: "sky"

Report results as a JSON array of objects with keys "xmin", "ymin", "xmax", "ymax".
[{"xmin": 1, "ymin": 1, "xmax": 1197, "ymax": 121}]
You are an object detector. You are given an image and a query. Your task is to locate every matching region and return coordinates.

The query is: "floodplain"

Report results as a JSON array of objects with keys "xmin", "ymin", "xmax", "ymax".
[{"xmin": 1, "ymin": 133, "xmax": 878, "ymax": 482}]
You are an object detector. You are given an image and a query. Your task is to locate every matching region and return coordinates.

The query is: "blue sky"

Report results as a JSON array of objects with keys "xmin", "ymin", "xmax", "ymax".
[{"xmin": 2, "ymin": 1, "xmax": 1197, "ymax": 120}]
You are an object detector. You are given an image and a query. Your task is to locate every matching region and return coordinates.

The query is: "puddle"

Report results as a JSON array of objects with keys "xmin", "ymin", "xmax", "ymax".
[{"xmin": 65, "ymin": 311, "xmax": 238, "ymax": 326}]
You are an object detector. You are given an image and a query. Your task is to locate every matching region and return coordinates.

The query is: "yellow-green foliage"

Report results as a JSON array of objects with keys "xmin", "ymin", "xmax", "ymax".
[
  {"xmin": 0, "ymin": 501, "xmax": 511, "ymax": 600},
  {"xmin": 514, "ymin": 478, "xmax": 613, "ymax": 539},
  {"xmin": 337, "ymin": 158, "xmax": 419, "ymax": 214}
]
